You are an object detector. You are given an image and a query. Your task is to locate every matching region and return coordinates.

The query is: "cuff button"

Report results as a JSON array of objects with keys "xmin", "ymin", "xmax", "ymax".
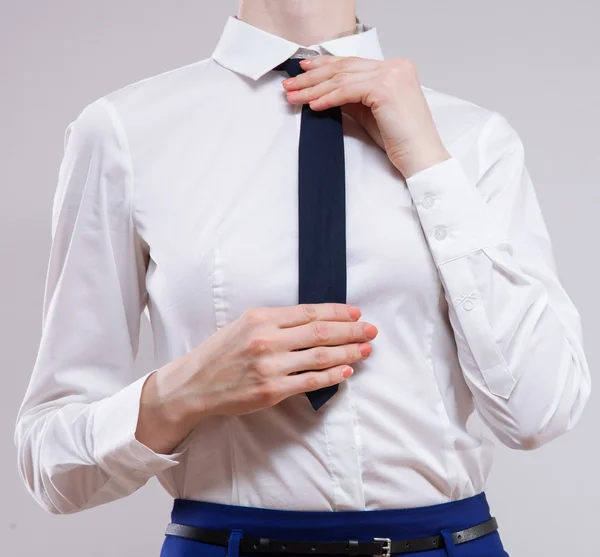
[
  {"xmin": 434, "ymin": 226, "xmax": 447, "ymax": 240},
  {"xmin": 422, "ymin": 195, "xmax": 435, "ymax": 209}
]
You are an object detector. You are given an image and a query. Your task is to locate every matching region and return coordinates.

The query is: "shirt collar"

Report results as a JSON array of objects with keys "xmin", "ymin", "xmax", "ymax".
[{"xmin": 212, "ymin": 15, "xmax": 385, "ymax": 81}]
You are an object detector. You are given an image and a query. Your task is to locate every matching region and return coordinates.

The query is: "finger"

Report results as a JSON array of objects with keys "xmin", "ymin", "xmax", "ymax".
[
  {"xmin": 300, "ymin": 54, "xmax": 344, "ymax": 66},
  {"xmin": 283, "ymin": 56, "xmax": 379, "ymax": 91},
  {"xmin": 285, "ymin": 71, "xmax": 376, "ymax": 106},
  {"xmin": 280, "ymin": 364, "xmax": 354, "ymax": 399},
  {"xmin": 268, "ymin": 303, "xmax": 361, "ymax": 329},
  {"xmin": 279, "ymin": 319, "xmax": 378, "ymax": 351},
  {"xmin": 286, "ymin": 341, "xmax": 372, "ymax": 373},
  {"xmin": 308, "ymin": 80, "xmax": 373, "ymax": 111},
  {"xmin": 298, "ymin": 55, "xmax": 380, "ymax": 73}
]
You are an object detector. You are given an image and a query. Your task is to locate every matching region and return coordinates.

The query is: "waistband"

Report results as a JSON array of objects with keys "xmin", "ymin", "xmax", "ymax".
[{"xmin": 170, "ymin": 492, "xmax": 493, "ymax": 541}]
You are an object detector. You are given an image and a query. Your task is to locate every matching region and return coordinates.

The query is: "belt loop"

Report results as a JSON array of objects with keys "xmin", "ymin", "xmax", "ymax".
[
  {"xmin": 227, "ymin": 529, "xmax": 244, "ymax": 557},
  {"xmin": 440, "ymin": 529, "xmax": 456, "ymax": 557}
]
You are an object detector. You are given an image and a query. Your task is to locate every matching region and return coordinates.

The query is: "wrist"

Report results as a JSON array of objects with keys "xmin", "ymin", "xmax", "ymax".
[
  {"xmin": 392, "ymin": 141, "xmax": 451, "ymax": 180},
  {"xmin": 136, "ymin": 354, "xmax": 210, "ymax": 453}
]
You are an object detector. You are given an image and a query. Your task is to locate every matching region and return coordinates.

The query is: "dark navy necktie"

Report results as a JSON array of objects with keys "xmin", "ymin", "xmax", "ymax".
[{"xmin": 275, "ymin": 57, "xmax": 347, "ymax": 411}]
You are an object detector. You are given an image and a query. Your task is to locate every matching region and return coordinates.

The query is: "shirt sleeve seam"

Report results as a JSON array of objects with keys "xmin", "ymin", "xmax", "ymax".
[
  {"xmin": 97, "ymin": 96, "xmax": 138, "ymax": 246},
  {"xmin": 98, "ymin": 96, "xmax": 149, "ymax": 319}
]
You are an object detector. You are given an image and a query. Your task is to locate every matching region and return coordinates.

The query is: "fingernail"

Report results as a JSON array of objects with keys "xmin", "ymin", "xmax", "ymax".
[
  {"xmin": 359, "ymin": 343, "xmax": 372, "ymax": 357},
  {"xmin": 342, "ymin": 366, "xmax": 354, "ymax": 378},
  {"xmin": 364, "ymin": 324, "xmax": 378, "ymax": 338},
  {"xmin": 300, "ymin": 58, "xmax": 312, "ymax": 67},
  {"xmin": 348, "ymin": 306, "xmax": 362, "ymax": 319},
  {"xmin": 282, "ymin": 77, "xmax": 295, "ymax": 86}
]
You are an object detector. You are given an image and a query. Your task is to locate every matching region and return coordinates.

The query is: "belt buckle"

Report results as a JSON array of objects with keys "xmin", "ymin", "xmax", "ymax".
[{"xmin": 373, "ymin": 537, "xmax": 391, "ymax": 557}]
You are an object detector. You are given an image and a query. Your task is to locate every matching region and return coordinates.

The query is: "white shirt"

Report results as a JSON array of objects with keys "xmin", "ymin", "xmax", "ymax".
[{"xmin": 14, "ymin": 15, "xmax": 591, "ymax": 515}]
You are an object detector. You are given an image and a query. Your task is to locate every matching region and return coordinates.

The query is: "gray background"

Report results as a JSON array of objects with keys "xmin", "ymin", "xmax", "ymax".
[{"xmin": 2, "ymin": 1, "xmax": 598, "ymax": 555}]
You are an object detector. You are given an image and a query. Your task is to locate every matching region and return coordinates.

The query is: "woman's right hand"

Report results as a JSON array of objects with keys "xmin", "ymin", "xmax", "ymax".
[
  {"xmin": 186, "ymin": 303, "xmax": 377, "ymax": 417},
  {"xmin": 136, "ymin": 303, "xmax": 378, "ymax": 454}
]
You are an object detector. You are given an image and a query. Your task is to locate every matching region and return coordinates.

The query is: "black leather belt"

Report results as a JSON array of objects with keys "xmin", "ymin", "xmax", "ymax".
[{"xmin": 165, "ymin": 517, "xmax": 498, "ymax": 556}]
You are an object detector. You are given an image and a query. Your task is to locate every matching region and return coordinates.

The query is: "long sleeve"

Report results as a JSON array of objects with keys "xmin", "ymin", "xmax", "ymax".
[
  {"xmin": 404, "ymin": 110, "xmax": 591, "ymax": 450},
  {"xmin": 14, "ymin": 97, "xmax": 189, "ymax": 514}
]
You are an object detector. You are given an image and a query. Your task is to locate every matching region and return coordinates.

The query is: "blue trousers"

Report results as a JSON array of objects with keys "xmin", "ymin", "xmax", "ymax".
[{"xmin": 159, "ymin": 492, "xmax": 509, "ymax": 557}]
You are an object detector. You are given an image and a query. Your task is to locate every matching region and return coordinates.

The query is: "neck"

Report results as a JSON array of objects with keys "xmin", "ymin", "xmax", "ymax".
[{"xmin": 237, "ymin": 0, "xmax": 357, "ymax": 47}]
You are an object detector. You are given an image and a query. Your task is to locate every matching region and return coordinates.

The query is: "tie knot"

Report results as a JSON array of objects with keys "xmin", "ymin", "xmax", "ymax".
[{"xmin": 274, "ymin": 57, "xmax": 306, "ymax": 78}]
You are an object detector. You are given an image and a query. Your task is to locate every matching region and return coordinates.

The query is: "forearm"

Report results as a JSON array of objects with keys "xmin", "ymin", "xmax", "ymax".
[
  {"xmin": 440, "ymin": 249, "xmax": 590, "ymax": 448},
  {"xmin": 404, "ymin": 115, "xmax": 591, "ymax": 448},
  {"xmin": 15, "ymin": 371, "xmax": 185, "ymax": 514}
]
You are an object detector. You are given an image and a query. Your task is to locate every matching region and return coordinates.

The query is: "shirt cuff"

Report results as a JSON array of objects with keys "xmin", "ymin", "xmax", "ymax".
[
  {"xmin": 90, "ymin": 370, "xmax": 194, "ymax": 482},
  {"xmin": 404, "ymin": 156, "xmax": 507, "ymax": 266}
]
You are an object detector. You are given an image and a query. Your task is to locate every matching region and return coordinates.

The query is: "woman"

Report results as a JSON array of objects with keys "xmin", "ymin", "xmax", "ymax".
[{"xmin": 15, "ymin": 1, "xmax": 590, "ymax": 556}]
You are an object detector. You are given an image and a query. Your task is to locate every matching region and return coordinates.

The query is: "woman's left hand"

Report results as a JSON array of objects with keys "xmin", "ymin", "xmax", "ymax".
[{"xmin": 281, "ymin": 55, "xmax": 451, "ymax": 179}]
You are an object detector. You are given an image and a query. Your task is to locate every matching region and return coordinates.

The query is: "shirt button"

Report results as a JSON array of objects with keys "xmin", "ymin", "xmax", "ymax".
[
  {"xmin": 422, "ymin": 195, "xmax": 435, "ymax": 209},
  {"xmin": 434, "ymin": 226, "xmax": 447, "ymax": 240},
  {"xmin": 463, "ymin": 299, "xmax": 474, "ymax": 311}
]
